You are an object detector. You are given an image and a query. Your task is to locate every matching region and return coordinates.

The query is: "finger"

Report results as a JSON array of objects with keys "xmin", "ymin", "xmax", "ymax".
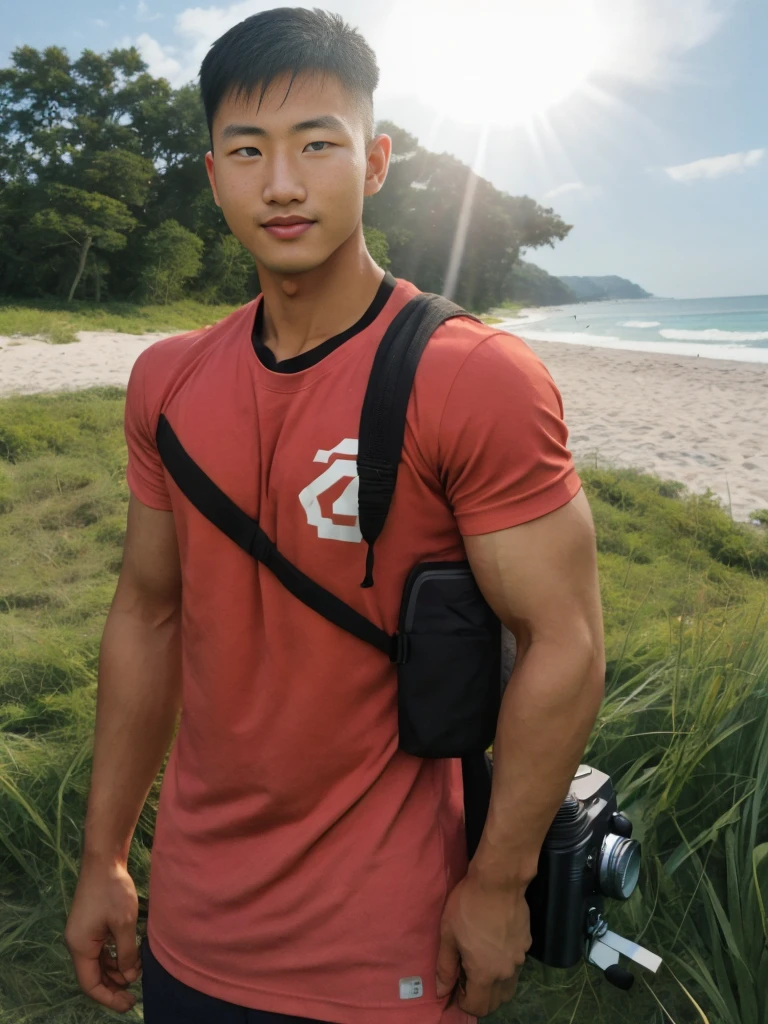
[
  {"xmin": 101, "ymin": 950, "xmax": 127, "ymax": 983},
  {"xmin": 104, "ymin": 965, "xmax": 134, "ymax": 988},
  {"xmin": 458, "ymin": 973, "xmax": 492, "ymax": 1019},
  {"xmin": 114, "ymin": 922, "xmax": 141, "ymax": 983},
  {"xmin": 435, "ymin": 930, "xmax": 461, "ymax": 998},
  {"xmin": 102, "ymin": 948, "xmax": 142, "ymax": 985},
  {"xmin": 71, "ymin": 953, "xmax": 137, "ymax": 1014}
]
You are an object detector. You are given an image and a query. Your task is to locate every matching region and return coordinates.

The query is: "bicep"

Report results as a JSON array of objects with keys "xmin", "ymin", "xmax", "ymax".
[
  {"xmin": 113, "ymin": 493, "xmax": 182, "ymax": 620},
  {"xmin": 463, "ymin": 488, "xmax": 604, "ymax": 661}
]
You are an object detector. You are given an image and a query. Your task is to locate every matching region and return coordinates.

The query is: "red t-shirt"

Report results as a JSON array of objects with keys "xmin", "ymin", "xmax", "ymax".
[{"xmin": 124, "ymin": 276, "xmax": 582, "ymax": 1023}]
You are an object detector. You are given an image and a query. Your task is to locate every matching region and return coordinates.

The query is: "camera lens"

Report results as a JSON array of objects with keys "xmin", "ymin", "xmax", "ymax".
[{"xmin": 599, "ymin": 834, "xmax": 641, "ymax": 900}]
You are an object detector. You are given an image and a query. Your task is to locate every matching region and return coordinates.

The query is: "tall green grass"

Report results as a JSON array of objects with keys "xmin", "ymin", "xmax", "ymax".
[{"xmin": 0, "ymin": 387, "xmax": 766, "ymax": 1022}]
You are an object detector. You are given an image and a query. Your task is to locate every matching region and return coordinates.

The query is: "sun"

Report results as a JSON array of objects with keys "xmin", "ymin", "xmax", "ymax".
[{"xmin": 377, "ymin": 0, "xmax": 607, "ymax": 128}]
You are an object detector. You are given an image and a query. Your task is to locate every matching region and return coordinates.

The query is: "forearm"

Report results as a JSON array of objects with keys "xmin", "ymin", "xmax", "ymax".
[
  {"xmin": 83, "ymin": 603, "xmax": 182, "ymax": 867},
  {"xmin": 469, "ymin": 638, "xmax": 605, "ymax": 888}
]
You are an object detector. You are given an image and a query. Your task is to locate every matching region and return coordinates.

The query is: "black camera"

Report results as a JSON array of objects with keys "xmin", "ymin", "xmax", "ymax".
[
  {"xmin": 525, "ymin": 763, "xmax": 661, "ymax": 988},
  {"xmin": 465, "ymin": 756, "xmax": 661, "ymax": 990}
]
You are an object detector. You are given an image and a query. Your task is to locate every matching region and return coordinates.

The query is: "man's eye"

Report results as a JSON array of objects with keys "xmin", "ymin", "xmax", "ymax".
[
  {"xmin": 235, "ymin": 147, "xmax": 261, "ymax": 157},
  {"xmin": 304, "ymin": 141, "xmax": 332, "ymax": 152}
]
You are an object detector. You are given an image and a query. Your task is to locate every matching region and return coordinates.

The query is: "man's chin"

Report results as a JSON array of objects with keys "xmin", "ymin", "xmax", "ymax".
[{"xmin": 256, "ymin": 253, "xmax": 329, "ymax": 278}]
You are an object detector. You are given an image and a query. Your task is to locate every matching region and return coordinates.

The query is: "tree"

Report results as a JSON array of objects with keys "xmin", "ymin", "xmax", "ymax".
[
  {"xmin": 29, "ymin": 184, "xmax": 136, "ymax": 301},
  {"xmin": 201, "ymin": 234, "xmax": 257, "ymax": 304},
  {"xmin": 365, "ymin": 120, "xmax": 572, "ymax": 311},
  {"xmin": 138, "ymin": 220, "xmax": 204, "ymax": 303},
  {"xmin": 1, "ymin": 45, "xmax": 574, "ymax": 310},
  {"xmin": 504, "ymin": 260, "xmax": 577, "ymax": 306},
  {"xmin": 363, "ymin": 226, "xmax": 391, "ymax": 269}
]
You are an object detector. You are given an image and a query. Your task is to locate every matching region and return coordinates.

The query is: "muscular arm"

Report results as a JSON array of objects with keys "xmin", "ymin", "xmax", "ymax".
[
  {"xmin": 435, "ymin": 487, "xmax": 605, "ymax": 1017},
  {"xmin": 66, "ymin": 493, "xmax": 183, "ymax": 1013},
  {"xmin": 465, "ymin": 486, "xmax": 606, "ymax": 886},
  {"xmin": 84, "ymin": 494, "xmax": 183, "ymax": 863}
]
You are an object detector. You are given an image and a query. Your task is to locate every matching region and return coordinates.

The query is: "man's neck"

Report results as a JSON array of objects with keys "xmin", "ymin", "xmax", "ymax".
[{"xmin": 257, "ymin": 232, "xmax": 386, "ymax": 363}]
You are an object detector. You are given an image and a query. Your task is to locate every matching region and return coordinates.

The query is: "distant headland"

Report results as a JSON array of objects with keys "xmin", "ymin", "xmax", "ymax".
[{"xmin": 505, "ymin": 260, "xmax": 652, "ymax": 306}]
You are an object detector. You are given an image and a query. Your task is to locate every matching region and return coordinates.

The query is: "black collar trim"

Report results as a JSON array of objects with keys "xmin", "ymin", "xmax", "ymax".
[{"xmin": 251, "ymin": 272, "xmax": 397, "ymax": 373}]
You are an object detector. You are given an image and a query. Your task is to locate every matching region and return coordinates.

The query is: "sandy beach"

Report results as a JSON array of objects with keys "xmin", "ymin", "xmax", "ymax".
[{"xmin": 1, "ymin": 326, "xmax": 766, "ymax": 524}]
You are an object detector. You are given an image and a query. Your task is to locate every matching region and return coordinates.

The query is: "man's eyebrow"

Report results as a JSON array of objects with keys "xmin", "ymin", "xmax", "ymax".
[
  {"xmin": 289, "ymin": 115, "xmax": 348, "ymax": 135},
  {"xmin": 220, "ymin": 123, "xmax": 267, "ymax": 141},
  {"xmin": 219, "ymin": 115, "xmax": 349, "ymax": 142}
]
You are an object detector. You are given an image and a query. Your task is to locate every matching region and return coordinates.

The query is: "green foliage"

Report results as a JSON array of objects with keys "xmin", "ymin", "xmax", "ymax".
[
  {"xmin": 1, "ymin": 45, "xmax": 571, "ymax": 310},
  {"xmin": 29, "ymin": 184, "xmax": 137, "ymax": 302},
  {"xmin": 503, "ymin": 259, "xmax": 577, "ymax": 306},
  {"xmin": 1, "ymin": 389, "xmax": 768, "ymax": 1021},
  {"xmin": 363, "ymin": 225, "xmax": 391, "ymax": 269},
  {"xmin": 137, "ymin": 221, "xmax": 204, "ymax": 304},
  {"xmin": 199, "ymin": 233, "xmax": 257, "ymax": 305},
  {"xmin": 560, "ymin": 275, "xmax": 652, "ymax": 302},
  {"xmin": 364, "ymin": 120, "xmax": 571, "ymax": 311}
]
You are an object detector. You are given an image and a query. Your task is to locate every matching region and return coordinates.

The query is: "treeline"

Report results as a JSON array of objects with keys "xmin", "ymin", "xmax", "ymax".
[{"xmin": 0, "ymin": 45, "xmax": 571, "ymax": 312}]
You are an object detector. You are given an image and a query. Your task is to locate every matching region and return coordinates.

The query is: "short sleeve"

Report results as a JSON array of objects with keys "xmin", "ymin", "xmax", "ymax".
[
  {"xmin": 438, "ymin": 333, "xmax": 581, "ymax": 535},
  {"xmin": 124, "ymin": 347, "xmax": 173, "ymax": 511}
]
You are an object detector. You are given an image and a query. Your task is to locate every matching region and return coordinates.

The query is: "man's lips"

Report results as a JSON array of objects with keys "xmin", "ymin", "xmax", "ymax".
[{"xmin": 262, "ymin": 218, "xmax": 315, "ymax": 240}]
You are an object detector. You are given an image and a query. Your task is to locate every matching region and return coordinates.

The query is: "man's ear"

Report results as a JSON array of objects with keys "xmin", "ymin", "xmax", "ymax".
[
  {"xmin": 364, "ymin": 134, "xmax": 392, "ymax": 198},
  {"xmin": 204, "ymin": 151, "xmax": 221, "ymax": 207}
]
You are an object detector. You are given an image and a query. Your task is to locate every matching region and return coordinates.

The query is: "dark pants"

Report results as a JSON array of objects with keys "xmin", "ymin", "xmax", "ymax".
[{"xmin": 140, "ymin": 935, "xmax": 328, "ymax": 1023}]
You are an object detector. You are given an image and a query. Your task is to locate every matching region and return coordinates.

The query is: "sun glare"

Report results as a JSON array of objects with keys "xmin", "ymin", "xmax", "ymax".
[{"xmin": 378, "ymin": 0, "xmax": 606, "ymax": 127}]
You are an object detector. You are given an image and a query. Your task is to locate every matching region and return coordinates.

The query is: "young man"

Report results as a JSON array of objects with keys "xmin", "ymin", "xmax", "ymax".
[{"xmin": 64, "ymin": 8, "xmax": 605, "ymax": 1023}]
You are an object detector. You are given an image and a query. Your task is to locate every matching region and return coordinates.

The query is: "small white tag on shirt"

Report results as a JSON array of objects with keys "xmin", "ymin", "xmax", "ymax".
[{"xmin": 399, "ymin": 976, "xmax": 424, "ymax": 1000}]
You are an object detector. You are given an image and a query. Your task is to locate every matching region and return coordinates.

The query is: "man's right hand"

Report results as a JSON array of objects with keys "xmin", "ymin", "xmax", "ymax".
[{"xmin": 64, "ymin": 856, "xmax": 143, "ymax": 1014}]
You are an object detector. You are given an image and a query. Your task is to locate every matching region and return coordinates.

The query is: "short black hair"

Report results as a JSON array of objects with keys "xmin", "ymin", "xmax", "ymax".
[{"xmin": 199, "ymin": 7, "xmax": 379, "ymax": 145}]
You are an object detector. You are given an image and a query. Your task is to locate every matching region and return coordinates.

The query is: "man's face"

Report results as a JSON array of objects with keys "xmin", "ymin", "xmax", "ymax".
[{"xmin": 205, "ymin": 73, "xmax": 389, "ymax": 277}]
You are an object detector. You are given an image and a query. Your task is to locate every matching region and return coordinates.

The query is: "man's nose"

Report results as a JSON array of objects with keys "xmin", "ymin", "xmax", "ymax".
[{"xmin": 262, "ymin": 153, "xmax": 307, "ymax": 206}]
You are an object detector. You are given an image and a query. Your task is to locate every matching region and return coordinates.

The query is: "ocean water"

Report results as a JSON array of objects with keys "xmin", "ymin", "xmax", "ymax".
[{"xmin": 509, "ymin": 294, "xmax": 768, "ymax": 363}]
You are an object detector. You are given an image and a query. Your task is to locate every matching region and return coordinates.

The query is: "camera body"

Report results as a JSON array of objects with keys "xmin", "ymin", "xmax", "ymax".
[
  {"xmin": 472, "ymin": 756, "xmax": 661, "ymax": 988},
  {"xmin": 525, "ymin": 765, "xmax": 639, "ymax": 968}
]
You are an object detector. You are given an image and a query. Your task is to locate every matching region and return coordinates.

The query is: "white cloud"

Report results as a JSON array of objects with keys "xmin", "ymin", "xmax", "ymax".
[
  {"xmin": 130, "ymin": 0, "xmax": 732, "ymax": 96},
  {"xmin": 545, "ymin": 182, "xmax": 584, "ymax": 199},
  {"xmin": 135, "ymin": 32, "xmax": 182, "ymax": 82},
  {"xmin": 544, "ymin": 181, "xmax": 602, "ymax": 201},
  {"xmin": 90, "ymin": 18, "xmax": 108, "ymax": 28},
  {"xmin": 665, "ymin": 148, "xmax": 764, "ymax": 182},
  {"xmin": 591, "ymin": 0, "xmax": 728, "ymax": 86},
  {"xmin": 136, "ymin": 0, "xmax": 163, "ymax": 23}
]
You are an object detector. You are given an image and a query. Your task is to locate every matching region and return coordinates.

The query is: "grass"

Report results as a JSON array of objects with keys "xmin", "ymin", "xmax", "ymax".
[
  {"xmin": 0, "ymin": 298, "xmax": 239, "ymax": 345},
  {"xmin": 0, "ymin": 387, "xmax": 767, "ymax": 1022}
]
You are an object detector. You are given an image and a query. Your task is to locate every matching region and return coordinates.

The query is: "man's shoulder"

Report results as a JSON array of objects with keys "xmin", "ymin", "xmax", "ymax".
[
  {"xmin": 131, "ymin": 299, "xmax": 258, "ymax": 396},
  {"xmin": 138, "ymin": 299, "xmax": 258, "ymax": 368},
  {"xmin": 416, "ymin": 311, "xmax": 543, "ymax": 397},
  {"xmin": 127, "ymin": 299, "xmax": 258, "ymax": 432}
]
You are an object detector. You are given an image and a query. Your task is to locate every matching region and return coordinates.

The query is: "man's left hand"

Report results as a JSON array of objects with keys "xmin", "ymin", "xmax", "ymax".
[{"xmin": 435, "ymin": 871, "xmax": 531, "ymax": 1018}]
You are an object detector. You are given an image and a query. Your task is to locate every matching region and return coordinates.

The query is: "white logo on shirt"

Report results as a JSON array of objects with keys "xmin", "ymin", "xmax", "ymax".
[
  {"xmin": 399, "ymin": 976, "xmax": 424, "ymax": 1000},
  {"xmin": 298, "ymin": 438, "xmax": 362, "ymax": 543}
]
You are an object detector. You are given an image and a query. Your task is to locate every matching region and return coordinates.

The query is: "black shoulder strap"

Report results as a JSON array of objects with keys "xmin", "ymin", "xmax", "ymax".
[
  {"xmin": 155, "ymin": 415, "xmax": 398, "ymax": 661},
  {"xmin": 357, "ymin": 292, "xmax": 478, "ymax": 587}
]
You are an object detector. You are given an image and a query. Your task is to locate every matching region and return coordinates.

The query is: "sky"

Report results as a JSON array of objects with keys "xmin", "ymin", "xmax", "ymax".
[{"xmin": 4, "ymin": 0, "xmax": 767, "ymax": 299}]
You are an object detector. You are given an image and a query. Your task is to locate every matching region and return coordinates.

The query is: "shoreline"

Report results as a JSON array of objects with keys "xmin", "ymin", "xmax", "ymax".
[
  {"xmin": 1, "ymin": 327, "xmax": 766, "ymax": 525},
  {"xmin": 493, "ymin": 308, "xmax": 768, "ymax": 364}
]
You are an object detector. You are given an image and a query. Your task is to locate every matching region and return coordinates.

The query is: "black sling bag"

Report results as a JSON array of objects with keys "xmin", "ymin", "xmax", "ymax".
[{"xmin": 155, "ymin": 293, "xmax": 505, "ymax": 860}]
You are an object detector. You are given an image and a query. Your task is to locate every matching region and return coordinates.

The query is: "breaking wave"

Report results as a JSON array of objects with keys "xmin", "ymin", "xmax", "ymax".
[
  {"xmin": 660, "ymin": 328, "xmax": 768, "ymax": 342},
  {"xmin": 620, "ymin": 321, "xmax": 661, "ymax": 328}
]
